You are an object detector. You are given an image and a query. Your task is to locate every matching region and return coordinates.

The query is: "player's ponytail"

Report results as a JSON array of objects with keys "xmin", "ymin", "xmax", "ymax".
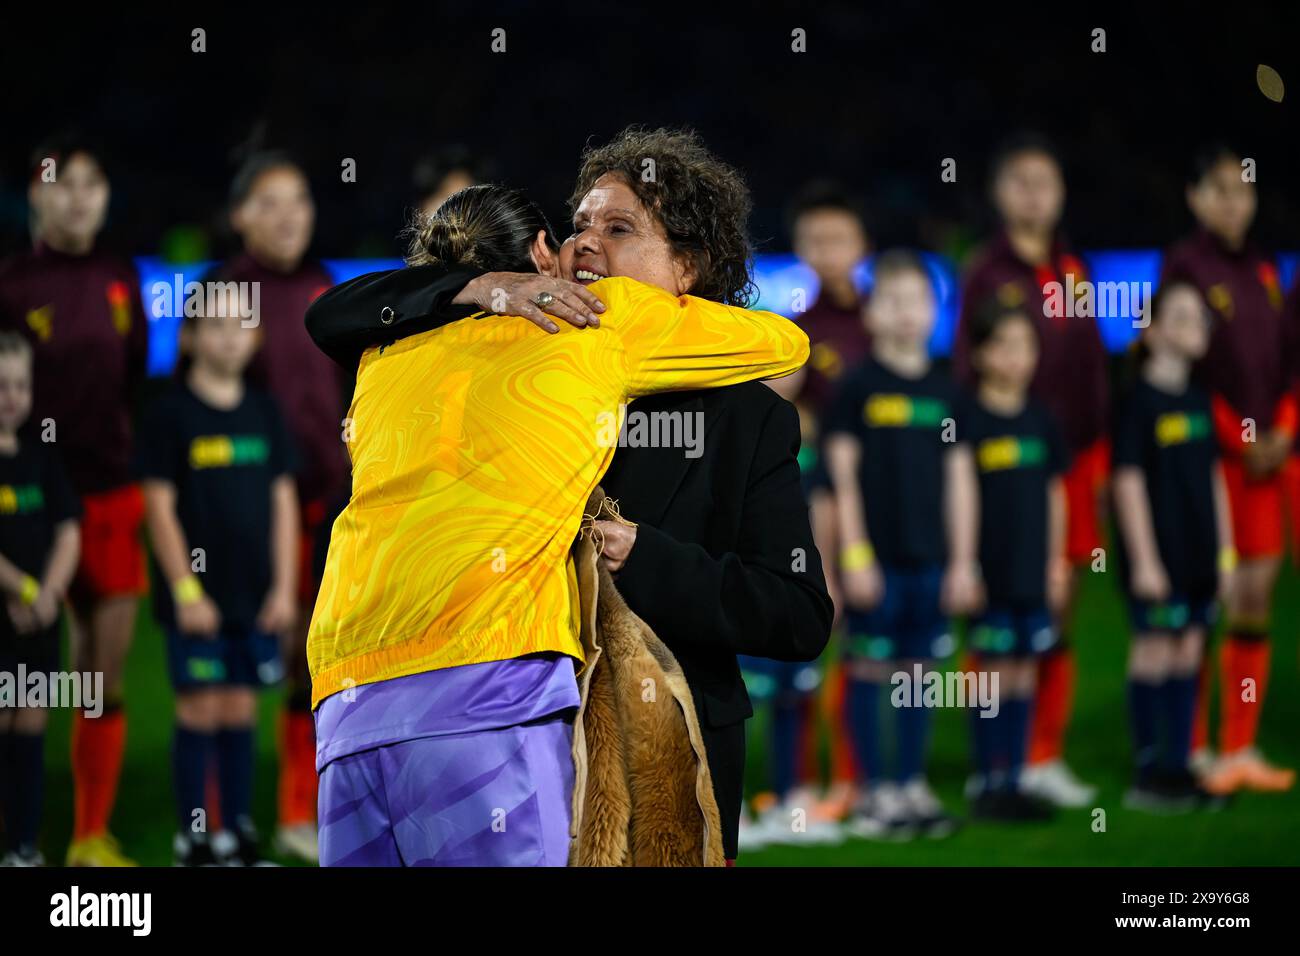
[
  {"xmin": 405, "ymin": 183, "xmax": 557, "ymax": 273},
  {"xmin": 419, "ymin": 215, "xmax": 476, "ymax": 268}
]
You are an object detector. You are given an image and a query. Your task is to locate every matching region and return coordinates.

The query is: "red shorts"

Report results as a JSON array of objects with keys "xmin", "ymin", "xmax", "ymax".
[
  {"xmin": 1064, "ymin": 438, "xmax": 1110, "ymax": 563},
  {"xmin": 72, "ymin": 483, "xmax": 148, "ymax": 603},
  {"xmin": 1221, "ymin": 457, "xmax": 1284, "ymax": 559}
]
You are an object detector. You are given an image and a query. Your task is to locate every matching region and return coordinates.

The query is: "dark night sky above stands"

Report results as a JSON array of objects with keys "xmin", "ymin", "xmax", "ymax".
[{"xmin": 2, "ymin": 2, "xmax": 1298, "ymax": 260}]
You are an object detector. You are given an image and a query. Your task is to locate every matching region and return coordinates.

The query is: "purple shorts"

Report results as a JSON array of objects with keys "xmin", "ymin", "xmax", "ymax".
[{"xmin": 317, "ymin": 715, "xmax": 574, "ymax": 866}]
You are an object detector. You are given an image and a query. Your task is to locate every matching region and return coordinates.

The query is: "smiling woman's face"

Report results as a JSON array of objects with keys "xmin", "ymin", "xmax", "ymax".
[{"xmin": 563, "ymin": 173, "xmax": 695, "ymax": 295}]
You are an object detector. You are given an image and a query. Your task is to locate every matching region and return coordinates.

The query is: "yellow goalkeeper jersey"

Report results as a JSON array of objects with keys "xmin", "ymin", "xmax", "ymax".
[{"xmin": 307, "ymin": 276, "xmax": 808, "ymax": 706}]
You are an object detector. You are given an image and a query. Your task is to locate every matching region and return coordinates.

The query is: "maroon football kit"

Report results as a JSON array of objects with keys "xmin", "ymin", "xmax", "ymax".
[
  {"xmin": 956, "ymin": 231, "xmax": 1109, "ymax": 564},
  {"xmin": 0, "ymin": 242, "xmax": 149, "ymax": 602},
  {"xmin": 1161, "ymin": 228, "xmax": 1292, "ymax": 559},
  {"xmin": 1283, "ymin": 279, "xmax": 1300, "ymax": 557},
  {"xmin": 0, "ymin": 243, "xmax": 147, "ymax": 494},
  {"xmin": 797, "ymin": 289, "xmax": 869, "ymax": 416}
]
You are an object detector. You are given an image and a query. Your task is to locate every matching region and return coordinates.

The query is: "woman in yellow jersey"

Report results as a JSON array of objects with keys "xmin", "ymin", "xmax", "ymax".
[
  {"xmin": 308, "ymin": 127, "xmax": 835, "ymax": 865},
  {"xmin": 311, "ymin": 182, "xmax": 808, "ymax": 866}
]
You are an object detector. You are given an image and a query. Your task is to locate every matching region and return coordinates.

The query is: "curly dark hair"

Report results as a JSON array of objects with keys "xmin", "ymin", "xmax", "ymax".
[{"xmin": 568, "ymin": 126, "xmax": 756, "ymax": 307}]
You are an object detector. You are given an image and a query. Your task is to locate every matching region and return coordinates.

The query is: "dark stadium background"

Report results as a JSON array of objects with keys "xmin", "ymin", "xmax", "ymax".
[
  {"xmin": 1, "ymin": 2, "xmax": 1298, "ymax": 866},
  {"xmin": 2, "ymin": 4, "xmax": 1299, "ymax": 261}
]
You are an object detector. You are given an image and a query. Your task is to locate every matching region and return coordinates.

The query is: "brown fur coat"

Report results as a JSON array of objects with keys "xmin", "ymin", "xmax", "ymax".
[{"xmin": 567, "ymin": 490, "xmax": 726, "ymax": 867}]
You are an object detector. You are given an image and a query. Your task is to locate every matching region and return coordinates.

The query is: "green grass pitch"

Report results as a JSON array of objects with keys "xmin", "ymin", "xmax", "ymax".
[
  {"xmin": 740, "ymin": 565, "xmax": 1300, "ymax": 866},
  {"xmin": 30, "ymin": 563, "xmax": 1300, "ymax": 866}
]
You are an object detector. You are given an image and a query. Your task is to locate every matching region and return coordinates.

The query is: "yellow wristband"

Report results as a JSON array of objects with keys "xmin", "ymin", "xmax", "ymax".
[
  {"xmin": 840, "ymin": 541, "xmax": 876, "ymax": 572},
  {"xmin": 1218, "ymin": 547, "xmax": 1239, "ymax": 574},
  {"xmin": 173, "ymin": 575, "xmax": 204, "ymax": 605},
  {"xmin": 18, "ymin": 575, "xmax": 40, "ymax": 607}
]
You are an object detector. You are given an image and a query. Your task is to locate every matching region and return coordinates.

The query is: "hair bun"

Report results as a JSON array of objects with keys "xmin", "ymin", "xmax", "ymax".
[
  {"xmin": 420, "ymin": 212, "xmax": 479, "ymax": 267},
  {"xmin": 404, "ymin": 183, "xmax": 554, "ymax": 272}
]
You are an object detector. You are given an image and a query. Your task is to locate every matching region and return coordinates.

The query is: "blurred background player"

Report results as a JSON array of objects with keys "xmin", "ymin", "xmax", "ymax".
[
  {"xmin": 1161, "ymin": 145, "xmax": 1294, "ymax": 793},
  {"xmin": 742, "ymin": 184, "xmax": 872, "ymax": 845},
  {"xmin": 1113, "ymin": 281, "xmax": 1230, "ymax": 811},
  {"xmin": 410, "ymin": 145, "xmax": 495, "ymax": 219},
  {"xmin": 955, "ymin": 133, "xmax": 1106, "ymax": 808},
  {"xmin": 0, "ymin": 332, "xmax": 81, "ymax": 866},
  {"xmin": 957, "ymin": 302, "xmax": 1068, "ymax": 821},
  {"xmin": 773, "ymin": 183, "xmax": 872, "ymax": 412},
  {"xmin": 206, "ymin": 152, "xmax": 347, "ymax": 861},
  {"xmin": 0, "ymin": 136, "xmax": 148, "ymax": 866},
  {"xmin": 787, "ymin": 184, "xmax": 872, "ymax": 819},
  {"xmin": 1285, "ymin": 276, "xmax": 1300, "ymax": 571},
  {"xmin": 824, "ymin": 250, "xmax": 977, "ymax": 840},
  {"xmin": 137, "ymin": 302, "xmax": 298, "ymax": 866}
]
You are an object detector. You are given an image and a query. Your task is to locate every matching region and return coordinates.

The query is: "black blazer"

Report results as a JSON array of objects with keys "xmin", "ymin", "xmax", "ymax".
[{"xmin": 305, "ymin": 269, "xmax": 833, "ymax": 859}]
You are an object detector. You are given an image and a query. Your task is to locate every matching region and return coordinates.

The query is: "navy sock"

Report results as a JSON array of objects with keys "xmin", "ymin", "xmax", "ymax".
[
  {"xmin": 8, "ymin": 733, "xmax": 44, "ymax": 852},
  {"xmin": 846, "ymin": 679, "xmax": 884, "ymax": 783},
  {"xmin": 985, "ymin": 703, "xmax": 1008, "ymax": 789},
  {"xmin": 1162, "ymin": 675, "xmax": 1197, "ymax": 773},
  {"xmin": 1001, "ymin": 696, "xmax": 1031, "ymax": 791},
  {"xmin": 770, "ymin": 699, "xmax": 801, "ymax": 800},
  {"xmin": 896, "ymin": 675, "xmax": 931, "ymax": 783},
  {"xmin": 173, "ymin": 725, "xmax": 215, "ymax": 835},
  {"xmin": 1127, "ymin": 679, "xmax": 1160, "ymax": 785},
  {"xmin": 970, "ymin": 705, "xmax": 997, "ymax": 780},
  {"xmin": 216, "ymin": 726, "xmax": 255, "ymax": 832}
]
